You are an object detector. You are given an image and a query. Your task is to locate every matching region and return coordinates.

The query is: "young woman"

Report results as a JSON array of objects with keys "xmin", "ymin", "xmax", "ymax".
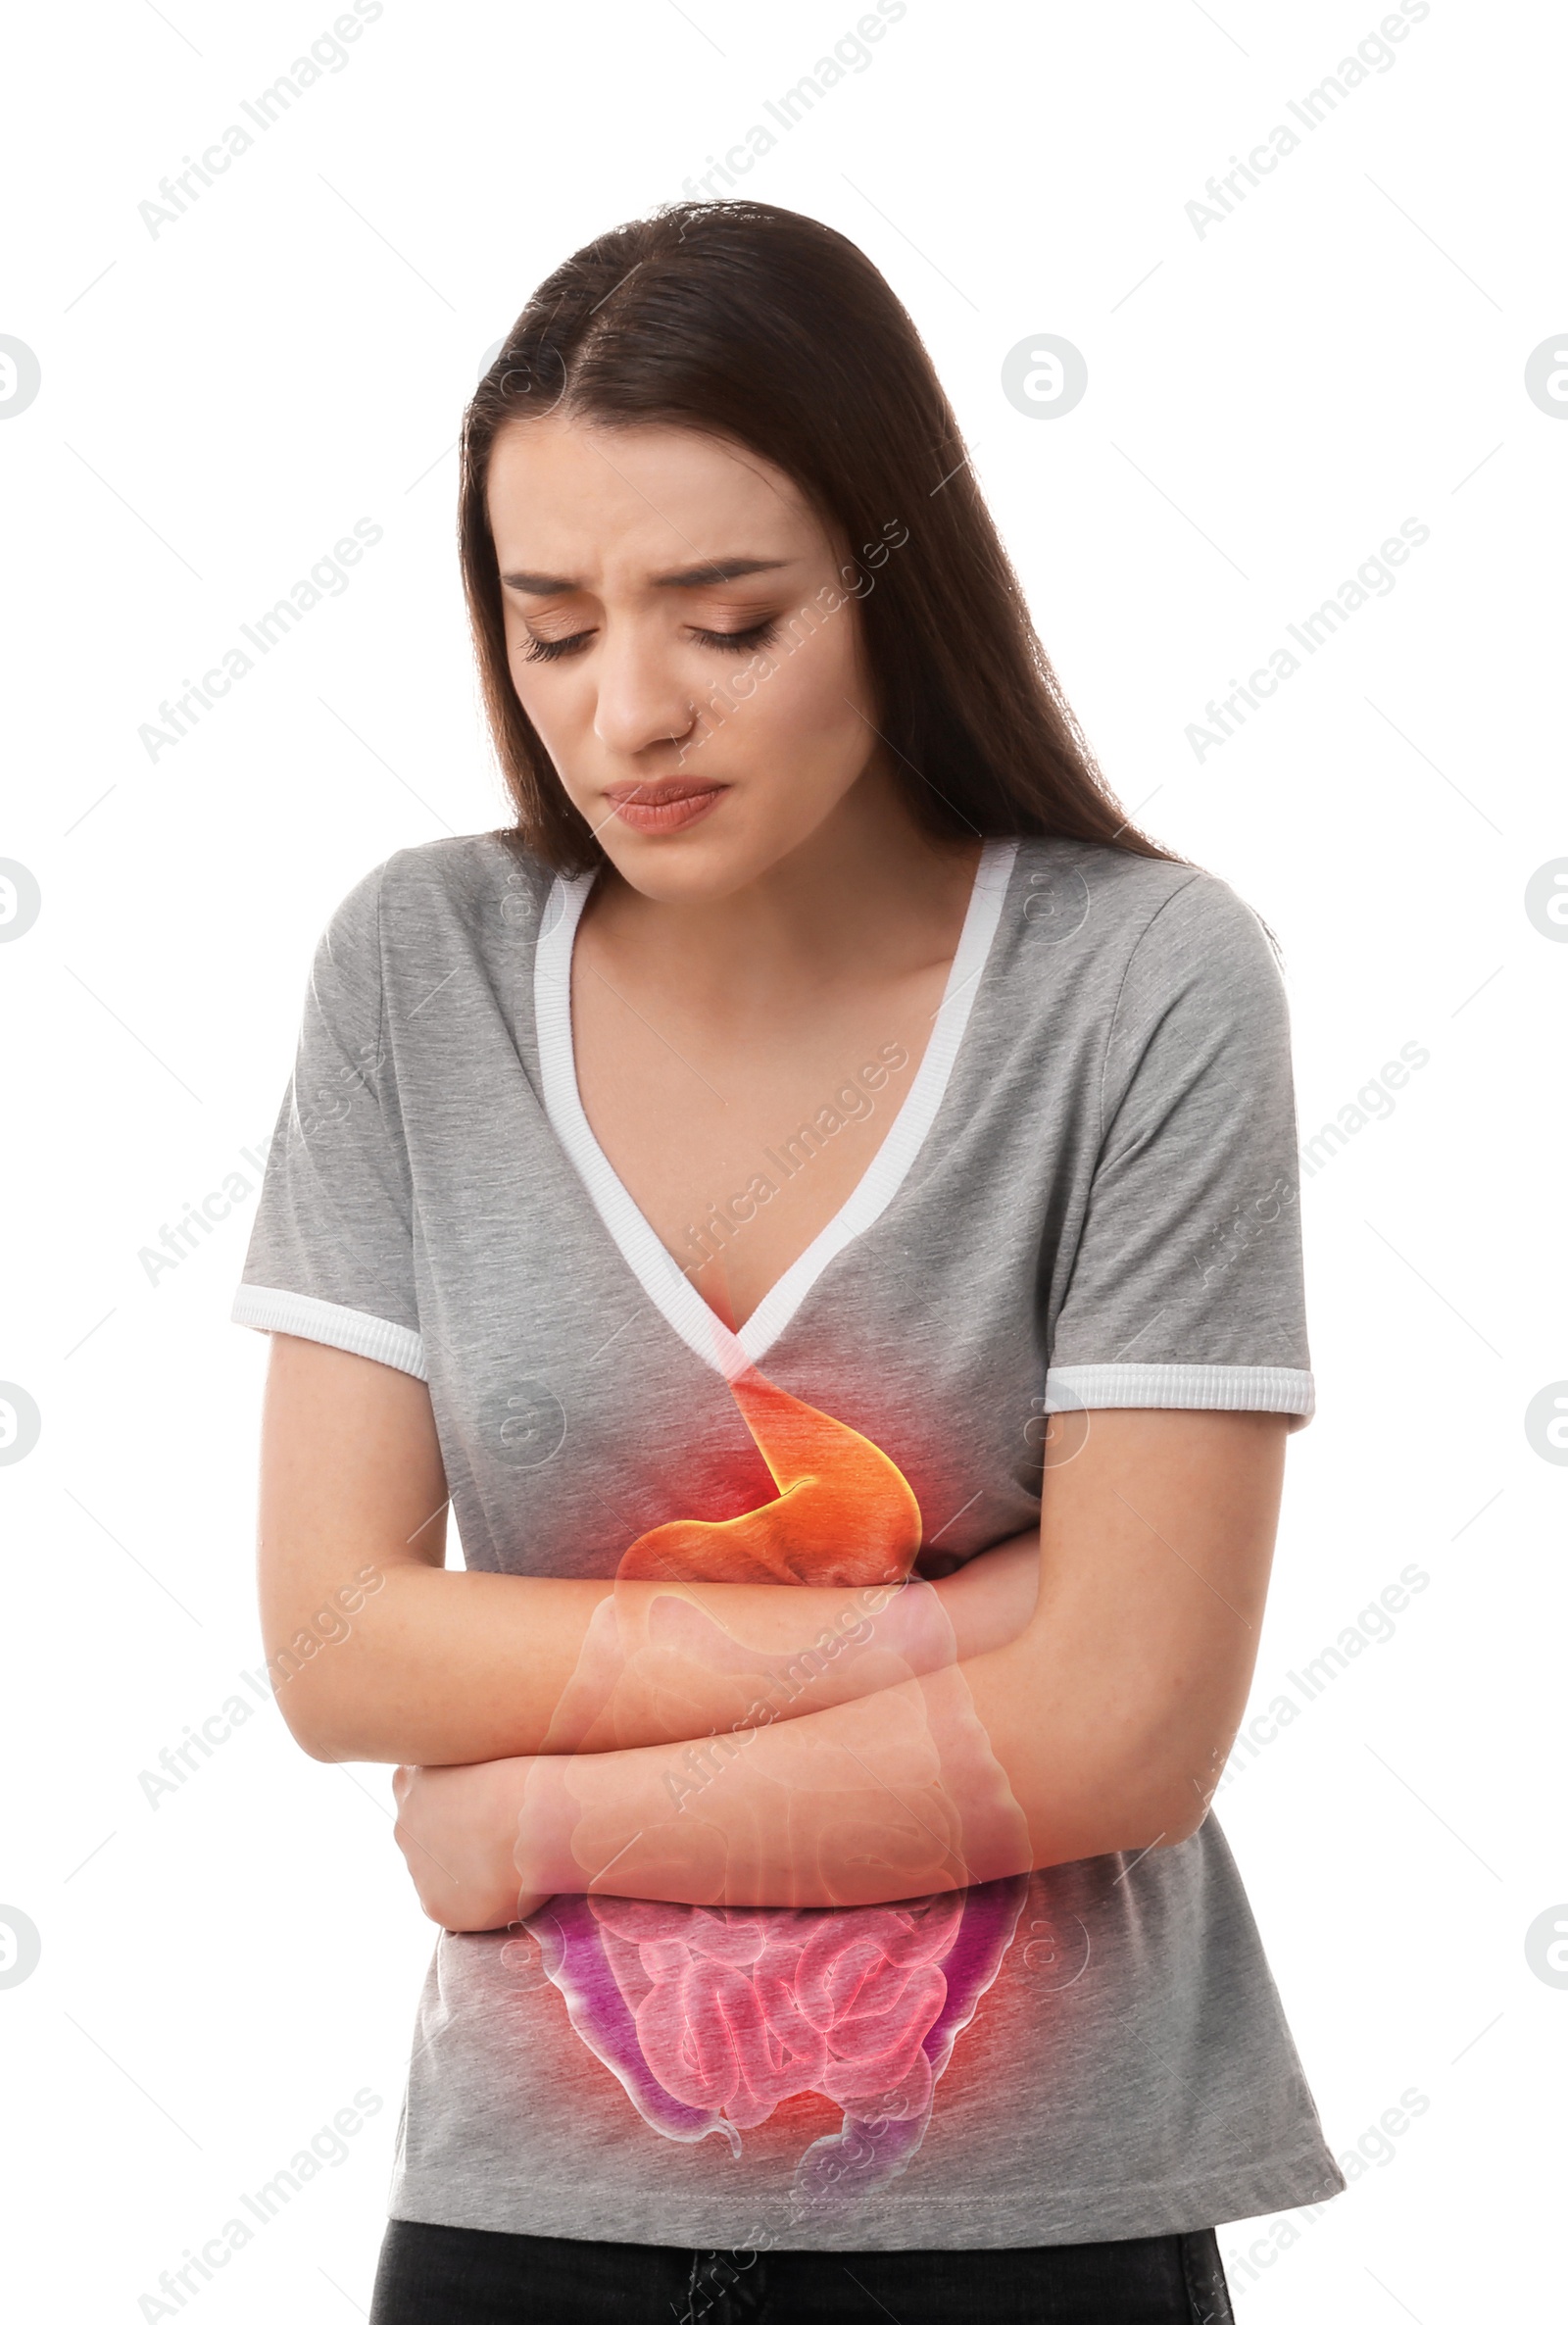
[{"xmin": 236, "ymin": 201, "xmax": 1343, "ymax": 2324}]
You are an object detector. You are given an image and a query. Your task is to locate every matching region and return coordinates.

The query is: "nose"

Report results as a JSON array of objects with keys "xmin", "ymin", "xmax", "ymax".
[{"xmin": 591, "ymin": 621, "xmax": 697, "ymax": 758}]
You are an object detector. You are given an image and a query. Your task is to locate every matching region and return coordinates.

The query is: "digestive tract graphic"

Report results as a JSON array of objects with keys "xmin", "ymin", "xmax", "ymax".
[{"xmin": 519, "ymin": 1364, "xmax": 1028, "ymax": 2209}]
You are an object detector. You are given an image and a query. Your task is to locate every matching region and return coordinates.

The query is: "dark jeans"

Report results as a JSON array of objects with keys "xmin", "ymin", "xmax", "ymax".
[{"xmin": 368, "ymin": 2218, "xmax": 1235, "ymax": 2324}]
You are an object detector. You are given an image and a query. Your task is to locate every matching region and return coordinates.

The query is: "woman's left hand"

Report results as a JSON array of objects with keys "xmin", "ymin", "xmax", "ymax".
[{"xmin": 391, "ymin": 1759, "xmax": 550, "ymax": 1931}]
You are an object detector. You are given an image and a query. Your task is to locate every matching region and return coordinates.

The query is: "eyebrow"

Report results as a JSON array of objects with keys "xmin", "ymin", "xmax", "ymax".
[{"xmin": 498, "ymin": 556, "xmax": 796, "ymax": 595}]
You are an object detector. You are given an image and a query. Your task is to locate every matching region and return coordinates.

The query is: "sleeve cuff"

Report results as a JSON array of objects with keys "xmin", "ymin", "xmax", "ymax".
[
  {"xmin": 1044, "ymin": 1361, "xmax": 1315, "ymax": 1428},
  {"xmin": 231, "ymin": 1285, "xmax": 427, "ymax": 1381}
]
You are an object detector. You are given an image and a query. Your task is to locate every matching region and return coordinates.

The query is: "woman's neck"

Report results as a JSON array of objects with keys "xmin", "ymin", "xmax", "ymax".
[{"xmin": 582, "ymin": 767, "xmax": 984, "ymax": 1013}]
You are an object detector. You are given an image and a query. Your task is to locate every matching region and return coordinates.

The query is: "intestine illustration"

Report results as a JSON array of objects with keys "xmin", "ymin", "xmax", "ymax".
[{"xmin": 521, "ymin": 1363, "xmax": 1028, "ymax": 2207}]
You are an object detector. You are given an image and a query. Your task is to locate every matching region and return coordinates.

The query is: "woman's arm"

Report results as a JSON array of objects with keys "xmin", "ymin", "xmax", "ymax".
[
  {"xmin": 392, "ymin": 1407, "xmax": 1286, "ymax": 1926},
  {"xmin": 257, "ymin": 1334, "xmax": 1038, "ymax": 1765}
]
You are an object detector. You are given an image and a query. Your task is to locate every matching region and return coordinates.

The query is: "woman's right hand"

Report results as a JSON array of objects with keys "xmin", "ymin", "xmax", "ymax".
[{"xmin": 391, "ymin": 1758, "xmax": 541, "ymax": 1931}]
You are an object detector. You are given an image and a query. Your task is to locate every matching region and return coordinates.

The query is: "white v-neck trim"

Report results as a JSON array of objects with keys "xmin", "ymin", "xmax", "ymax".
[{"xmin": 533, "ymin": 837, "xmax": 1018, "ymax": 1378}]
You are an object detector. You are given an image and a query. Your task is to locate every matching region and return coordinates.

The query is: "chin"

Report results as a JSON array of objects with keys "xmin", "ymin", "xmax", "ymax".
[
  {"xmin": 604, "ymin": 833, "xmax": 774, "ymax": 905},
  {"xmin": 591, "ymin": 793, "xmax": 796, "ymax": 902}
]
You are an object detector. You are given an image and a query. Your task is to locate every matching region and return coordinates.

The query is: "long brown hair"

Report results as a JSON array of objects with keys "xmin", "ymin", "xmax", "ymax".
[{"xmin": 460, "ymin": 199, "xmax": 1173, "ymax": 875}]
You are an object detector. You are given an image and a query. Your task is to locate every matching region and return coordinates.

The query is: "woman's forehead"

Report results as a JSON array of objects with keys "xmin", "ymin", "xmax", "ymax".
[{"xmin": 486, "ymin": 417, "xmax": 822, "ymax": 582}]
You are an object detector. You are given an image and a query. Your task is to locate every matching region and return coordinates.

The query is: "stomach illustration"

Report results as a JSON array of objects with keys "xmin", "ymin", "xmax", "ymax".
[{"xmin": 523, "ymin": 1364, "xmax": 1027, "ymax": 2209}]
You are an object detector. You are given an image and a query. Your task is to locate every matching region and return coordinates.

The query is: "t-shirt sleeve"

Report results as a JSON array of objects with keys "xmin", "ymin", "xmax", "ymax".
[
  {"xmin": 230, "ymin": 857, "xmax": 426, "ymax": 1380},
  {"xmin": 1045, "ymin": 871, "xmax": 1314, "ymax": 1426}
]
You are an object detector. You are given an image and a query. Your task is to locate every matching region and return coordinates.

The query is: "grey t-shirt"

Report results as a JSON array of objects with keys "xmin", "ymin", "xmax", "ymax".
[{"xmin": 233, "ymin": 829, "xmax": 1344, "ymax": 2251}]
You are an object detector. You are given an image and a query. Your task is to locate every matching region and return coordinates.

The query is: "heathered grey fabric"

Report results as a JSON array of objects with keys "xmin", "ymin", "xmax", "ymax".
[{"xmin": 233, "ymin": 830, "xmax": 1343, "ymax": 2251}]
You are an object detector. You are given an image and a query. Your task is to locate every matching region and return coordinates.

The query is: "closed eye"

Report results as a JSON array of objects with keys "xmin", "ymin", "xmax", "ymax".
[
  {"xmin": 691, "ymin": 618, "xmax": 779, "ymax": 654},
  {"xmin": 521, "ymin": 631, "xmax": 593, "ymax": 663},
  {"xmin": 521, "ymin": 616, "xmax": 780, "ymax": 665}
]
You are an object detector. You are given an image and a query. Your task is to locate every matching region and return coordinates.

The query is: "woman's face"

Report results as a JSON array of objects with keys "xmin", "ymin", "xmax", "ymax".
[{"xmin": 486, "ymin": 416, "xmax": 889, "ymax": 901}]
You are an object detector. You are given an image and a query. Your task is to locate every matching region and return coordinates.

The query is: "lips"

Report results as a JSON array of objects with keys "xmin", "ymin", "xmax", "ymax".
[{"xmin": 602, "ymin": 780, "xmax": 727, "ymax": 835}]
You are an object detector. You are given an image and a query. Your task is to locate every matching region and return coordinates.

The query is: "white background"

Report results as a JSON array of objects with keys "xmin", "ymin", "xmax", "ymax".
[{"xmin": 3, "ymin": 1, "xmax": 1564, "ymax": 2316}]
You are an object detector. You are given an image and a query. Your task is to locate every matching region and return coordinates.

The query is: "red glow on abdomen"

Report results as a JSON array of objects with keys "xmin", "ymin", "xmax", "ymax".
[{"xmin": 617, "ymin": 1363, "xmax": 922, "ymax": 1589}]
